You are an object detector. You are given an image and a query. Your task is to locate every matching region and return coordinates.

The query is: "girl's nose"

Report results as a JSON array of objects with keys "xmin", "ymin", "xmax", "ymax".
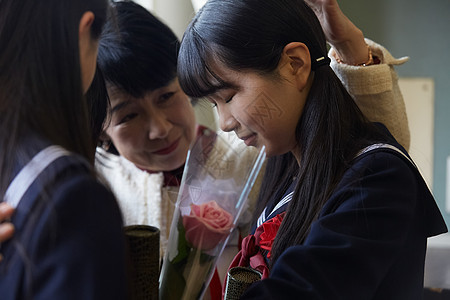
[{"xmin": 218, "ymin": 105, "xmax": 239, "ymax": 132}]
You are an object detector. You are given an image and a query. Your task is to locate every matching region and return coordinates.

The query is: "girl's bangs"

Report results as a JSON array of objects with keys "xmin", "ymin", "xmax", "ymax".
[{"xmin": 178, "ymin": 31, "xmax": 229, "ymax": 99}]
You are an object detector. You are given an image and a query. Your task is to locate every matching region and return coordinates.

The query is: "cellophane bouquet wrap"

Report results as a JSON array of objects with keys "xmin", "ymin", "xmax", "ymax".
[{"xmin": 159, "ymin": 128, "xmax": 266, "ymax": 300}]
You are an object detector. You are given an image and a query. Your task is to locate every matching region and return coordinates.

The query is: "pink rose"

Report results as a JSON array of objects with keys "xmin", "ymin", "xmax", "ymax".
[{"xmin": 182, "ymin": 201, "xmax": 233, "ymax": 250}]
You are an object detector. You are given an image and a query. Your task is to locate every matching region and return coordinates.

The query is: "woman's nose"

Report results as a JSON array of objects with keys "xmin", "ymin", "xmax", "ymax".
[{"xmin": 148, "ymin": 114, "xmax": 172, "ymax": 140}]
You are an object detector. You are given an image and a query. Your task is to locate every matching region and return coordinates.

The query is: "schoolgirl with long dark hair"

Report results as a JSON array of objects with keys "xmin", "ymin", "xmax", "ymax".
[
  {"xmin": 177, "ymin": 0, "xmax": 447, "ymax": 298},
  {"xmin": 0, "ymin": 0, "xmax": 127, "ymax": 298}
]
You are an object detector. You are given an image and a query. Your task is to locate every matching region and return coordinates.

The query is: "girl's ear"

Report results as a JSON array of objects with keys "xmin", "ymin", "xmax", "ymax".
[
  {"xmin": 79, "ymin": 11, "xmax": 97, "ymax": 92},
  {"xmin": 79, "ymin": 11, "xmax": 95, "ymax": 40},
  {"xmin": 78, "ymin": 12, "xmax": 95, "ymax": 57},
  {"xmin": 279, "ymin": 42, "xmax": 312, "ymax": 91}
]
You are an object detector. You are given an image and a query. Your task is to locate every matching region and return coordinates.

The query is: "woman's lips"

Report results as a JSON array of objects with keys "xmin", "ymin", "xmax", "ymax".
[{"xmin": 153, "ymin": 139, "xmax": 180, "ymax": 155}]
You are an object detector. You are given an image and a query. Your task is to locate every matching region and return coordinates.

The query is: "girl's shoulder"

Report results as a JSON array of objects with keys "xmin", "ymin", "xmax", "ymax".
[
  {"xmin": 326, "ymin": 142, "xmax": 438, "ymax": 219},
  {"xmin": 348, "ymin": 142, "xmax": 417, "ymax": 180},
  {"xmin": 2, "ymin": 152, "xmax": 127, "ymax": 299},
  {"xmin": 321, "ymin": 141, "xmax": 423, "ymax": 218},
  {"xmin": 10, "ymin": 146, "xmax": 117, "ymax": 227},
  {"xmin": 323, "ymin": 141, "xmax": 447, "ymax": 238}
]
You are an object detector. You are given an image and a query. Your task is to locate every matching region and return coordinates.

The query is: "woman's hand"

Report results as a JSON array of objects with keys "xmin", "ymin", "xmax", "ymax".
[
  {"xmin": 0, "ymin": 203, "xmax": 15, "ymax": 262},
  {"xmin": 305, "ymin": 0, "xmax": 370, "ymax": 65}
]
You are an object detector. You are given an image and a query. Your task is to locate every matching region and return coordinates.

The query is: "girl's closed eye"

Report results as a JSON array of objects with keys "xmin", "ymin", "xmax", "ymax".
[
  {"xmin": 207, "ymin": 91, "xmax": 234, "ymax": 108},
  {"xmin": 213, "ymin": 95, "xmax": 234, "ymax": 107}
]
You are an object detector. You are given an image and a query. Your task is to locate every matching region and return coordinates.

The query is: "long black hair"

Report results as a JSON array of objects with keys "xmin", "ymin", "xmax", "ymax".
[
  {"xmin": 85, "ymin": 65, "xmax": 110, "ymax": 146},
  {"xmin": 0, "ymin": 0, "xmax": 108, "ymax": 198},
  {"xmin": 177, "ymin": 0, "xmax": 387, "ymax": 266}
]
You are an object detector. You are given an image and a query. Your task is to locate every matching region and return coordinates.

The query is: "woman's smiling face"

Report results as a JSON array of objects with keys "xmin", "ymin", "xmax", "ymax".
[{"xmin": 105, "ymin": 78, "xmax": 197, "ymax": 172}]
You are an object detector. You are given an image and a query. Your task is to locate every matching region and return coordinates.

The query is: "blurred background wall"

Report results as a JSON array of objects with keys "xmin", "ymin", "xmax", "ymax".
[{"xmin": 338, "ymin": 0, "xmax": 450, "ymax": 227}]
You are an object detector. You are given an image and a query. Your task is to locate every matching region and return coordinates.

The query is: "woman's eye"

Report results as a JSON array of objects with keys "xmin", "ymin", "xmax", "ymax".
[
  {"xmin": 159, "ymin": 92, "xmax": 175, "ymax": 103},
  {"xmin": 117, "ymin": 113, "xmax": 137, "ymax": 125},
  {"xmin": 207, "ymin": 98, "xmax": 217, "ymax": 108}
]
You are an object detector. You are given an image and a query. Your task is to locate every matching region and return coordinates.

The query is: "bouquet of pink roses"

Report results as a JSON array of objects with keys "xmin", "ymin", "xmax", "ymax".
[{"xmin": 159, "ymin": 128, "xmax": 266, "ymax": 300}]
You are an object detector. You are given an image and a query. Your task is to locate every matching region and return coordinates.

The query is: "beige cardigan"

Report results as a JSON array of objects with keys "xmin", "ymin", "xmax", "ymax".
[{"xmin": 330, "ymin": 38, "xmax": 410, "ymax": 150}]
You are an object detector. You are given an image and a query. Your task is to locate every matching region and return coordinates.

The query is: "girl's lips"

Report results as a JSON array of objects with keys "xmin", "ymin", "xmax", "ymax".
[
  {"xmin": 153, "ymin": 139, "xmax": 180, "ymax": 155},
  {"xmin": 241, "ymin": 134, "xmax": 257, "ymax": 147}
]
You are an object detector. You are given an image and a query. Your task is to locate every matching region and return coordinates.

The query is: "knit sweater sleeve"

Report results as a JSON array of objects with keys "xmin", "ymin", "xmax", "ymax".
[{"xmin": 329, "ymin": 38, "xmax": 410, "ymax": 150}]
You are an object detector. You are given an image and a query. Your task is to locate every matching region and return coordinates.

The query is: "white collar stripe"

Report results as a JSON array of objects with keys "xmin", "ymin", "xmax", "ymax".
[{"xmin": 4, "ymin": 146, "xmax": 71, "ymax": 208}]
